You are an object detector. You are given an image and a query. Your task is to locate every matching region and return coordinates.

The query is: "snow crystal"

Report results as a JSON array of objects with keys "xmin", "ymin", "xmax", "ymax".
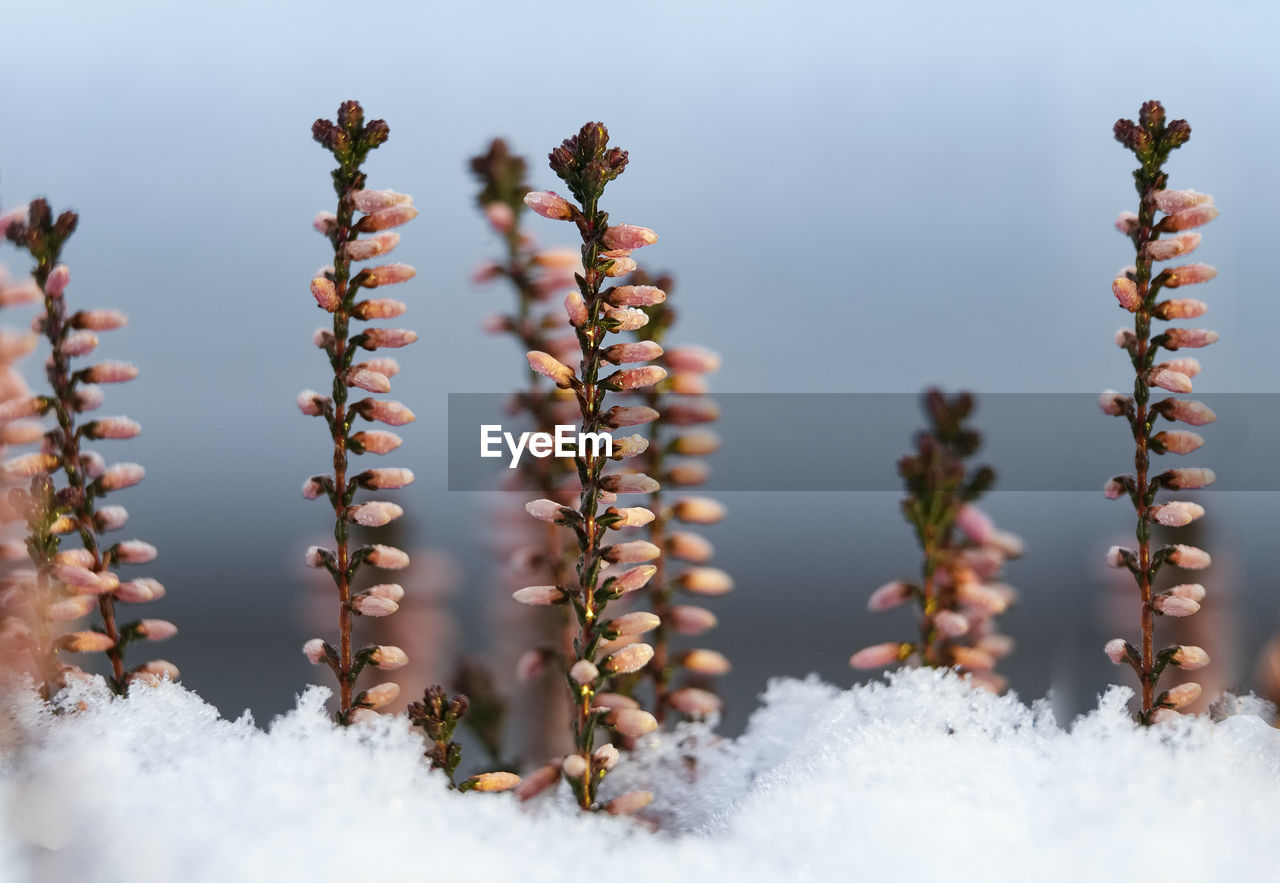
[{"xmin": 3, "ymin": 669, "xmax": 1279, "ymax": 882}]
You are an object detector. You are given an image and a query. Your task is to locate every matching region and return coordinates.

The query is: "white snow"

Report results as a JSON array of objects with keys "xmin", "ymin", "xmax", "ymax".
[{"xmin": 3, "ymin": 669, "xmax": 1279, "ymax": 882}]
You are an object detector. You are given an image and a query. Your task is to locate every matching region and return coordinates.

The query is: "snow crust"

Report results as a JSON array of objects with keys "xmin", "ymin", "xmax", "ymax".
[{"xmin": 3, "ymin": 669, "xmax": 1279, "ymax": 882}]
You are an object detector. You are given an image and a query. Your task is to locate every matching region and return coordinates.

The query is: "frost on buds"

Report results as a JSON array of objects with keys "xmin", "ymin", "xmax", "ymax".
[
  {"xmin": 1113, "ymin": 277, "xmax": 1141, "ymax": 312},
  {"xmin": 526, "ymin": 351, "xmax": 576, "ymax": 388},
  {"xmin": 523, "ymin": 190, "xmax": 575, "ymax": 221}
]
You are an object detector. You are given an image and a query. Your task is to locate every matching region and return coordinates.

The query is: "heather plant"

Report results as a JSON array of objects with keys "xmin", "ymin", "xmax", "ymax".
[
  {"xmin": 299, "ymin": 101, "xmax": 420, "ymax": 724},
  {"xmin": 1102, "ymin": 100, "xmax": 1218, "ymax": 724},
  {"xmin": 621, "ymin": 268, "xmax": 729, "ymax": 723},
  {"xmin": 850, "ymin": 390, "xmax": 1020, "ymax": 691},
  {"xmin": 471, "ymin": 137, "xmax": 579, "ymax": 761},
  {"xmin": 514, "ymin": 122, "xmax": 667, "ymax": 813},
  {"xmin": 1, "ymin": 200, "xmax": 172, "ymax": 698}
]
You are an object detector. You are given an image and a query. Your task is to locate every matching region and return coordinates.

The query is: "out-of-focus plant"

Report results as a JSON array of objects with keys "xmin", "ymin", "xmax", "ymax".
[
  {"xmin": 851, "ymin": 390, "xmax": 1020, "ymax": 691},
  {"xmin": 514, "ymin": 122, "xmax": 666, "ymax": 814},
  {"xmin": 2, "ymin": 200, "xmax": 173, "ymax": 698},
  {"xmin": 1102, "ymin": 99, "xmax": 1218, "ymax": 725},
  {"xmin": 616, "ymin": 268, "xmax": 729, "ymax": 724},
  {"xmin": 299, "ymin": 100, "xmax": 419, "ymax": 725}
]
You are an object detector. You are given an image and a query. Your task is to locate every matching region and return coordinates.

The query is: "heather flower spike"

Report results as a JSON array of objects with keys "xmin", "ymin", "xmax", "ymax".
[
  {"xmin": 522, "ymin": 122, "xmax": 670, "ymax": 811},
  {"xmin": 853, "ymin": 390, "xmax": 1019, "ymax": 692},
  {"xmin": 4, "ymin": 199, "xmax": 169, "ymax": 696},
  {"xmin": 304, "ymin": 101, "xmax": 418, "ymax": 724},
  {"xmin": 1106, "ymin": 101, "xmax": 1217, "ymax": 724}
]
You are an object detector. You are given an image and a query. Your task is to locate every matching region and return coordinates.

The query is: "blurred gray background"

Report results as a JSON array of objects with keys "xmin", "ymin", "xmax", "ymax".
[{"xmin": 3, "ymin": 0, "xmax": 1279, "ymax": 736}]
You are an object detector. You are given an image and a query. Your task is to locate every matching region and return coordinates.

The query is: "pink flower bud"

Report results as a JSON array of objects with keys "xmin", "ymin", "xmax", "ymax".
[
  {"xmin": 484, "ymin": 202, "xmax": 514, "ymax": 233},
  {"xmin": 71, "ymin": 309, "xmax": 128, "ymax": 331},
  {"xmin": 352, "ymin": 298, "xmax": 407, "ymax": 321},
  {"xmin": 1142, "ymin": 232, "xmax": 1201, "ymax": 262},
  {"xmin": 93, "ymin": 505, "xmax": 129, "ymax": 532},
  {"xmin": 83, "ymin": 362, "xmax": 139, "ymax": 384},
  {"xmin": 604, "ymin": 366, "xmax": 666, "ymax": 391},
  {"xmin": 604, "ymin": 256, "xmax": 637, "ymax": 277},
  {"xmin": 524, "ymin": 190, "xmax": 575, "ymax": 220},
  {"xmin": 344, "ymin": 233, "xmax": 401, "ymax": 262},
  {"xmin": 934, "ymin": 610, "xmax": 970, "ymax": 638},
  {"xmin": 346, "ymin": 369, "xmax": 390, "ymax": 393},
  {"xmin": 0, "ymin": 420, "xmax": 43, "ymax": 445},
  {"xmin": 867, "ymin": 580, "xmax": 914, "ymax": 612},
  {"xmin": 564, "ymin": 290, "xmax": 588, "ymax": 327},
  {"xmin": 667, "ymin": 531, "xmax": 713, "ymax": 563},
  {"xmin": 1153, "ymin": 594, "xmax": 1200, "ymax": 616},
  {"xmin": 664, "ymin": 398, "xmax": 721, "ymax": 426},
  {"xmin": 347, "ymin": 501, "xmax": 404, "ymax": 527},
  {"xmin": 304, "ymin": 546, "xmax": 330, "ymax": 568},
  {"xmin": 356, "ymin": 398, "xmax": 415, "ymax": 426},
  {"xmin": 74, "ymin": 384, "xmax": 104, "ymax": 412},
  {"xmin": 569, "ymin": 659, "xmax": 599, "ymax": 684},
  {"xmin": 59, "ymin": 631, "xmax": 116, "ymax": 653},
  {"xmin": 359, "ymin": 204, "xmax": 419, "ymax": 232},
  {"xmin": 601, "ymin": 472, "xmax": 660, "ymax": 494},
  {"xmin": 604, "ymin": 540, "xmax": 661, "ymax": 564},
  {"xmin": 116, "ymin": 577, "xmax": 165, "ymax": 603},
  {"xmin": 1104, "ymin": 638, "xmax": 1132, "ymax": 665},
  {"xmin": 366, "ymin": 544, "xmax": 410, "ymax": 569},
  {"xmin": 100, "ymin": 463, "xmax": 145, "ymax": 491},
  {"xmin": 1114, "ymin": 212, "xmax": 1139, "ymax": 234},
  {"xmin": 313, "ymin": 212, "xmax": 337, "ymax": 235},
  {"xmin": 512, "ymin": 584, "xmax": 564, "ymax": 605},
  {"xmin": 561, "ymin": 754, "xmax": 589, "ymax": 779},
  {"xmin": 356, "ymin": 468, "xmax": 411, "ymax": 490},
  {"xmin": 1160, "ymin": 399, "xmax": 1216, "ymax": 426},
  {"xmin": 137, "ymin": 619, "xmax": 177, "ymax": 641},
  {"xmin": 303, "ymin": 638, "xmax": 328, "ymax": 664},
  {"xmin": 667, "ymin": 687, "xmax": 722, "ymax": 717},
  {"xmin": 351, "ymin": 430, "xmax": 403, "ymax": 454},
  {"xmin": 677, "ymin": 566, "xmax": 733, "ymax": 596},
  {"xmin": 672, "ymin": 497, "xmax": 726, "ymax": 524},
  {"xmin": 351, "ymin": 594, "xmax": 399, "ymax": 616},
  {"xmin": 602, "ymin": 341, "xmax": 664, "ymax": 364},
  {"xmin": 313, "ymin": 329, "xmax": 335, "ymax": 349},
  {"xmin": 606, "ymin": 708, "xmax": 658, "ymax": 737},
  {"xmin": 1161, "ymin": 681, "xmax": 1201, "ymax": 709},
  {"xmin": 609, "ymin": 433, "xmax": 649, "ymax": 459},
  {"xmin": 593, "ymin": 743, "xmax": 620, "ymax": 771},
  {"xmin": 87, "ymin": 417, "xmax": 142, "ymax": 440},
  {"xmin": 602, "ymin": 224, "xmax": 658, "ymax": 250},
  {"xmin": 311, "ymin": 277, "xmax": 339, "ymax": 311},
  {"xmin": 0, "ymin": 330, "xmax": 36, "ymax": 361},
  {"xmin": 680, "ymin": 648, "xmax": 731, "ymax": 675},
  {"xmin": 849, "ymin": 642, "xmax": 907, "ymax": 669},
  {"xmin": 361, "ymin": 327, "xmax": 418, "ymax": 349},
  {"xmin": 604, "ymin": 790, "xmax": 654, "ymax": 816},
  {"xmin": 1148, "ymin": 369, "xmax": 1192, "ymax": 394},
  {"xmin": 603, "ymin": 407, "xmax": 660, "ymax": 433},
  {"xmin": 115, "ymin": 540, "xmax": 158, "ymax": 564},
  {"xmin": 609, "ymin": 612, "xmax": 660, "ymax": 639},
  {"xmin": 604, "ymin": 306, "xmax": 649, "ymax": 331},
  {"xmin": 1163, "ymin": 263, "xmax": 1217, "ymax": 288},
  {"xmin": 46, "ymin": 264, "xmax": 70, "ymax": 298},
  {"xmin": 1112, "ymin": 277, "xmax": 1141, "ymax": 311},
  {"xmin": 606, "ymin": 506, "xmax": 655, "ymax": 528},
  {"xmin": 606, "ymin": 285, "xmax": 666, "ymax": 308},
  {"xmin": 0, "ymin": 280, "xmax": 41, "ymax": 306},
  {"xmin": 612, "ymin": 565, "xmax": 657, "ymax": 594},
  {"xmin": 1098, "ymin": 390, "xmax": 1129, "ymax": 416},
  {"xmin": 665, "ymin": 346, "xmax": 722, "ymax": 375},
  {"xmin": 363, "ymin": 263, "xmax": 417, "ymax": 287},
  {"xmin": 515, "ymin": 648, "xmax": 551, "ymax": 682},
  {"xmin": 53, "ymin": 563, "xmax": 118, "ymax": 594},
  {"xmin": 297, "ymin": 390, "xmax": 328, "ymax": 416},
  {"xmin": 1170, "ymin": 583, "xmax": 1207, "ymax": 602},
  {"xmin": 525, "ymin": 499, "xmax": 572, "ymax": 524},
  {"xmin": 955, "ymin": 504, "xmax": 995, "ymax": 545},
  {"xmin": 1164, "ymin": 327, "xmax": 1218, "ymax": 349},
  {"xmin": 63, "ymin": 332, "xmax": 99, "ymax": 357},
  {"xmin": 526, "ymin": 351, "xmax": 576, "ymax": 388},
  {"xmin": 4, "ymin": 452, "xmax": 59, "ymax": 476},
  {"xmin": 370, "ymin": 645, "xmax": 408, "ymax": 669},
  {"xmin": 1116, "ymin": 328, "xmax": 1137, "ymax": 348},
  {"xmin": 1106, "ymin": 546, "xmax": 1133, "ymax": 569},
  {"xmin": 1152, "ymin": 189, "xmax": 1213, "ymax": 214},
  {"xmin": 1168, "ymin": 544, "xmax": 1211, "ymax": 569},
  {"xmin": 1163, "ymin": 467, "xmax": 1216, "ymax": 489},
  {"xmin": 360, "ymin": 682, "xmax": 400, "ymax": 709},
  {"xmin": 1149, "ymin": 501, "xmax": 1204, "ymax": 527},
  {"xmin": 472, "ymin": 263, "xmax": 501, "ymax": 285},
  {"xmin": 463, "ymin": 772, "xmax": 521, "ymax": 793},
  {"xmin": 133, "ymin": 660, "xmax": 180, "ymax": 684},
  {"xmin": 1163, "ymin": 204, "xmax": 1219, "ymax": 231},
  {"xmin": 349, "ymin": 189, "xmax": 412, "ymax": 213},
  {"xmin": 1103, "ymin": 476, "xmax": 1129, "ymax": 500},
  {"xmin": 1158, "ymin": 357, "xmax": 1201, "ymax": 378},
  {"xmin": 47, "ymin": 596, "xmax": 96, "ymax": 622}
]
